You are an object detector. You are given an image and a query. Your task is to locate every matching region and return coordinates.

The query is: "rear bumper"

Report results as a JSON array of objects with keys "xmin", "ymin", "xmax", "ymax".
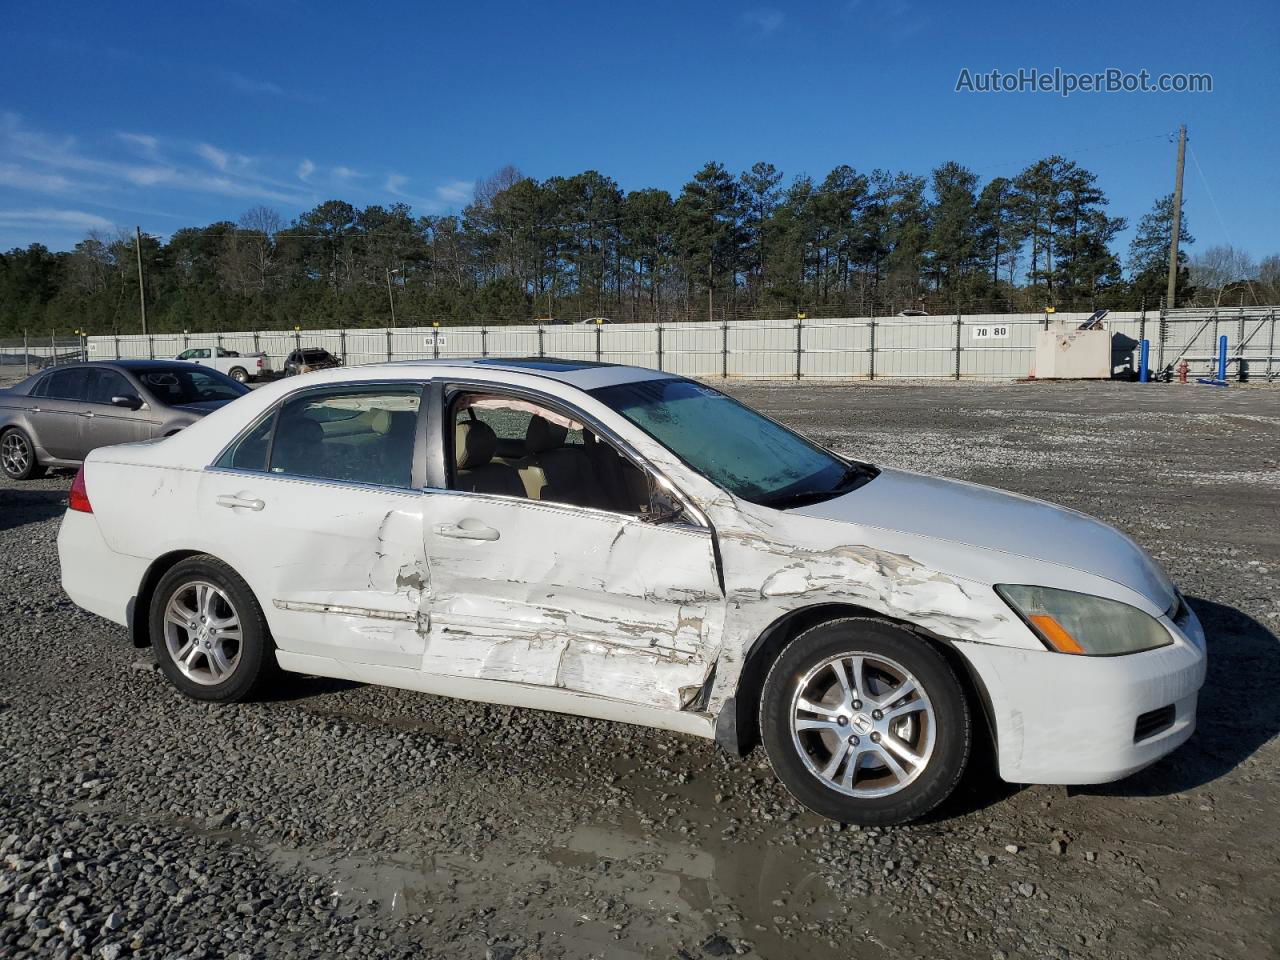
[
  {"xmin": 959, "ymin": 606, "xmax": 1207, "ymax": 785},
  {"xmin": 57, "ymin": 510, "xmax": 147, "ymax": 629}
]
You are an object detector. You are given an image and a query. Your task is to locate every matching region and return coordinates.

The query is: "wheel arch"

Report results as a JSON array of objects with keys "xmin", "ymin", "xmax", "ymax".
[
  {"xmin": 716, "ymin": 602, "xmax": 998, "ymax": 760},
  {"xmin": 128, "ymin": 549, "xmax": 206, "ymax": 647}
]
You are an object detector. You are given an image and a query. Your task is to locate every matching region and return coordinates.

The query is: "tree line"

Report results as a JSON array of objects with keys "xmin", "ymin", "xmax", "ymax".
[{"xmin": 1, "ymin": 157, "xmax": 1277, "ymax": 337}]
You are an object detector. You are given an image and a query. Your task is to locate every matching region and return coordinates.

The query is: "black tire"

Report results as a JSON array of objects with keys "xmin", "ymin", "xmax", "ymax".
[
  {"xmin": 149, "ymin": 555, "xmax": 278, "ymax": 702},
  {"xmin": 759, "ymin": 617, "xmax": 971, "ymax": 826},
  {"xmin": 228, "ymin": 367, "xmax": 249, "ymax": 383},
  {"xmin": 1, "ymin": 428, "xmax": 47, "ymax": 480}
]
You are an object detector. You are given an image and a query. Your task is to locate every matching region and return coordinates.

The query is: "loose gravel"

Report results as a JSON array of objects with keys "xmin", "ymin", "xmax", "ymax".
[{"xmin": 2, "ymin": 380, "xmax": 1278, "ymax": 959}]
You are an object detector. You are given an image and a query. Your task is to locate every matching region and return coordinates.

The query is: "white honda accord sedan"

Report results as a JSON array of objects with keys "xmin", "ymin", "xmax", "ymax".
[{"xmin": 57, "ymin": 359, "xmax": 1207, "ymax": 824}]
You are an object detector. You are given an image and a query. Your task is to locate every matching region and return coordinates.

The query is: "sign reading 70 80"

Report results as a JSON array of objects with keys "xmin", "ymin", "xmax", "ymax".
[{"xmin": 971, "ymin": 325, "xmax": 1010, "ymax": 339}]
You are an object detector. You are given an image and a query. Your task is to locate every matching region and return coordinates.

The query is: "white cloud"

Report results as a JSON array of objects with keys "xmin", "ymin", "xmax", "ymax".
[
  {"xmin": 196, "ymin": 143, "xmax": 231, "ymax": 171},
  {"xmin": 385, "ymin": 172, "xmax": 409, "ymax": 195},
  {"xmin": 0, "ymin": 163, "xmax": 74, "ymax": 193},
  {"xmin": 221, "ymin": 70, "xmax": 286, "ymax": 97},
  {"xmin": 332, "ymin": 165, "xmax": 362, "ymax": 181},
  {"xmin": 0, "ymin": 208, "xmax": 113, "ymax": 231},
  {"xmin": 297, "ymin": 158, "xmax": 315, "ymax": 181},
  {"xmin": 117, "ymin": 132, "xmax": 159, "ymax": 158},
  {"xmin": 434, "ymin": 179, "xmax": 474, "ymax": 207},
  {"xmin": 743, "ymin": 8, "xmax": 784, "ymax": 34}
]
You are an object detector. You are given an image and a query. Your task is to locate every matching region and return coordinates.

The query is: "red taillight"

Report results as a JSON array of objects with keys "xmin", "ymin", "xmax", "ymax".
[
  {"xmin": 69, "ymin": 466, "xmax": 93, "ymax": 514},
  {"xmin": 256, "ymin": 357, "xmax": 264, "ymax": 368}
]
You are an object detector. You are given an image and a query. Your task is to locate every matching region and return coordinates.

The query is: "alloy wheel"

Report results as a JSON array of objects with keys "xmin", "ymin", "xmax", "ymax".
[
  {"xmin": 789, "ymin": 652, "xmax": 936, "ymax": 798},
  {"xmin": 162, "ymin": 580, "xmax": 243, "ymax": 686},
  {"xmin": 1, "ymin": 432, "xmax": 31, "ymax": 477}
]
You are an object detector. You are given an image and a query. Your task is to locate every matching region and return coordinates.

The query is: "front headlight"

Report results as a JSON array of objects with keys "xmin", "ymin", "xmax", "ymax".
[{"xmin": 996, "ymin": 584, "xmax": 1173, "ymax": 656}]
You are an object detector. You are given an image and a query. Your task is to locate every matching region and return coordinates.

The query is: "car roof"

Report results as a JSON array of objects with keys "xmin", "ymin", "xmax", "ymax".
[{"xmin": 378, "ymin": 357, "xmax": 675, "ymax": 390}]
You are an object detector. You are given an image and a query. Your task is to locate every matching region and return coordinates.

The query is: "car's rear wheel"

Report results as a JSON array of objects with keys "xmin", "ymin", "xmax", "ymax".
[
  {"xmin": 759, "ymin": 617, "xmax": 971, "ymax": 825},
  {"xmin": 228, "ymin": 367, "xmax": 249, "ymax": 383},
  {"xmin": 149, "ymin": 555, "xmax": 277, "ymax": 702},
  {"xmin": 1, "ymin": 428, "xmax": 47, "ymax": 480}
]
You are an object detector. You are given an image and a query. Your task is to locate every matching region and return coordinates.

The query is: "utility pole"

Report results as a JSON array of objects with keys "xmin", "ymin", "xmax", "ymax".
[
  {"xmin": 135, "ymin": 226, "xmax": 148, "ymax": 335},
  {"xmin": 1165, "ymin": 124, "xmax": 1187, "ymax": 311},
  {"xmin": 385, "ymin": 268, "xmax": 397, "ymax": 325}
]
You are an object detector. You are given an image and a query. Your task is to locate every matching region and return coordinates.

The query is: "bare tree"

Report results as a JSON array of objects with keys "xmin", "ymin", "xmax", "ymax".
[{"xmin": 1190, "ymin": 244, "xmax": 1258, "ymax": 306}]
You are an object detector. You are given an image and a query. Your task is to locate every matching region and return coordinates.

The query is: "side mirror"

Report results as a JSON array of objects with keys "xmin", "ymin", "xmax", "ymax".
[{"xmin": 111, "ymin": 394, "xmax": 143, "ymax": 410}]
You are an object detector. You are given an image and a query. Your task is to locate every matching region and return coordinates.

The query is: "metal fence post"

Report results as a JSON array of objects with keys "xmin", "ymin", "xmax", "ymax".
[
  {"xmin": 656, "ymin": 324, "xmax": 664, "ymax": 371},
  {"xmin": 1138, "ymin": 297, "xmax": 1147, "ymax": 345},
  {"xmin": 1157, "ymin": 308, "xmax": 1168, "ymax": 373},
  {"xmin": 183, "ymin": 332, "xmax": 190, "ymax": 350},
  {"xmin": 148, "ymin": 335, "xmax": 155, "ymax": 360},
  {"xmin": 386, "ymin": 329, "xmax": 392, "ymax": 362},
  {"xmin": 50, "ymin": 333, "xmax": 55, "ymax": 366},
  {"xmin": 868, "ymin": 318, "xmax": 877, "ymax": 381},
  {"xmin": 294, "ymin": 330, "xmax": 302, "ymax": 353},
  {"xmin": 339, "ymin": 329, "xmax": 347, "ymax": 361},
  {"xmin": 595, "ymin": 322, "xmax": 602, "ymax": 363},
  {"xmin": 721, "ymin": 322, "xmax": 729, "ymax": 379},
  {"xmin": 954, "ymin": 310, "xmax": 962, "ymax": 380},
  {"xmin": 481, "ymin": 327, "xmax": 488, "ymax": 358},
  {"xmin": 114, "ymin": 334, "xmax": 120, "ymax": 360},
  {"xmin": 1267, "ymin": 310, "xmax": 1276, "ymax": 382},
  {"xmin": 794, "ymin": 317, "xmax": 803, "ymax": 380},
  {"xmin": 432, "ymin": 325, "xmax": 440, "ymax": 360},
  {"xmin": 216, "ymin": 332, "xmax": 223, "ymax": 351},
  {"xmin": 538, "ymin": 325, "xmax": 545, "ymax": 358},
  {"xmin": 253, "ymin": 331, "xmax": 260, "ymax": 354},
  {"xmin": 23, "ymin": 330, "xmax": 28, "ymax": 377}
]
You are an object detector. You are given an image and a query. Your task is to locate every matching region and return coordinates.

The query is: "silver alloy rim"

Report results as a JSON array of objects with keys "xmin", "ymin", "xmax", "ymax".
[
  {"xmin": 2, "ymin": 433, "xmax": 30, "ymax": 476},
  {"xmin": 789, "ymin": 652, "xmax": 936, "ymax": 798},
  {"xmin": 163, "ymin": 581, "xmax": 243, "ymax": 686}
]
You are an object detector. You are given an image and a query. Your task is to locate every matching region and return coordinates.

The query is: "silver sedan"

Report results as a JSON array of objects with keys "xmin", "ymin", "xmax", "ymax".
[{"xmin": 0, "ymin": 360, "xmax": 249, "ymax": 481}]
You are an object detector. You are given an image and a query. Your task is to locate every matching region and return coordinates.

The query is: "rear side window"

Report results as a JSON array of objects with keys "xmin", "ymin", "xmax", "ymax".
[
  {"xmin": 216, "ymin": 411, "xmax": 277, "ymax": 472},
  {"xmin": 270, "ymin": 387, "xmax": 421, "ymax": 487},
  {"xmin": 217, "ymin": 386, "xmax": 422, "ymax": 488},
  {"xmin": 42, "ymin": 368, "xmax": 90, "ymax": 400}
]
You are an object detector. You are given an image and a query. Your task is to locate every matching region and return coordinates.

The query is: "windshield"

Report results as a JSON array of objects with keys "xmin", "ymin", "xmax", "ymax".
[
  {"xmin": 590, "ymin": 378, "xmax": 875, "ymax": 508},
  {"xmin": 137, "ymin": 367, "xmax": 249, "ymax": 405}
]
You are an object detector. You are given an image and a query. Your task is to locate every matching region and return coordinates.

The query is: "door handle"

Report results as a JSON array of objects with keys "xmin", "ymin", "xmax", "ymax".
[
  {"xmin": 216, "ymin": 494, "xmax": 265, "ymax": 511},
  {"xmin": 80, "ymin": 411, "xmax": 95, "ymax": 418},
  {"xmin": 434, "ymin": 520, "xmax": 500, "ymax": 541},
  {"xmin": 30, "ymin": 406, "xmax": 41, "ymax": 414}
]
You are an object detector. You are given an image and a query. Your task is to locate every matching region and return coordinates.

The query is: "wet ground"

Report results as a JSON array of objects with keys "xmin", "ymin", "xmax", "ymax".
[{"xmin": 1, "ymin": 380, "xmax": 1278, "ymax": 959}]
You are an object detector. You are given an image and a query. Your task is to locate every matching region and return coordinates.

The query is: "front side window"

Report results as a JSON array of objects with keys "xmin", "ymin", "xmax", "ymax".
[
  {"xmin": 268, "ymin": 386, "xmax": 421, "ymax": 487},
  {"xmin": 449, "ymin": 391, "xmax": 649, "ymax": 514},
  {"xmin": 591, "ymin": 378, "xmax": 875, "ymax": 508},
  {"xmin": 138, "ymin": 367, "xmax": 247, "ymax": 405},
  {"xmin": 86, "ymin": 369, "xmax": 134, "ymax": 405}
]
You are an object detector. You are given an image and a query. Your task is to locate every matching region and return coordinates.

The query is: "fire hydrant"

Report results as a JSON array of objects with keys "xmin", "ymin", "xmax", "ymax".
[{"xmin": 1177, "ymin": 359, "xmax": 1190, "ymax": 383}]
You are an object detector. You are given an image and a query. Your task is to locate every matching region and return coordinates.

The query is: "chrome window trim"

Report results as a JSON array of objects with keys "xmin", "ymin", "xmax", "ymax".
[
  {"xmin": 204, "ymin": 465, "xmax": 425, "ymax": 498},
  {"xmin": 440, "ymin": 376, "xmax": 711, "ymax": 531}
]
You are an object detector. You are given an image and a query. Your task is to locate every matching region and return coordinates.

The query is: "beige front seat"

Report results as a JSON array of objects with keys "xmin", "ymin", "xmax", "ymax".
[
  {"xmin": 518, "ymin": 415, "xmax": 598, "ymax": 507},
  {"xmin": 454, "ymin": 420, "xmax": 525, "ymax": 497}
]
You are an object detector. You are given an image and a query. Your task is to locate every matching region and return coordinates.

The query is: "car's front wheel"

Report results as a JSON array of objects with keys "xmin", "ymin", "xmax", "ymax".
[
  {"xmin": 149, "ymin": 555, "xmax": 277, "ymax": 702},
  {"xmin": 1, "ymin": 428, "xmax": 47, "ymax": 481},
  {"xmin": 759, "ymin": 617, "xmax": 971, "ymax": 825}
]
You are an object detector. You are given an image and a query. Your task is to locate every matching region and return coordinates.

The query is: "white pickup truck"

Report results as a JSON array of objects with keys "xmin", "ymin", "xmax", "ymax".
[{"xmin": 173, "ymin": 346, "xmax": 273, "ymax": 383}]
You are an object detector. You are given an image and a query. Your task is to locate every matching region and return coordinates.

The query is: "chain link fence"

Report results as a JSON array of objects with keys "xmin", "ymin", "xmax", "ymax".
[{"xmin": 3, "ymin": 308, "xmax": 1278, "ymax": 383}]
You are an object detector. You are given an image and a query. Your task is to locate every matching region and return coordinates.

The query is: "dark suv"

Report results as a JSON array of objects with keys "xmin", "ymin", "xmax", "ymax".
[{"xmin": 282, "ymin": 348, "xmax": 343, "ymax": 377}]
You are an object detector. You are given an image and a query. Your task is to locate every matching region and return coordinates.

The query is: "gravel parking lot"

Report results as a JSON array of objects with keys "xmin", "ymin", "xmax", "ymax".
[{"xmin": 2, "ymin": 380, "xmax": 1278, "ymax": 960}]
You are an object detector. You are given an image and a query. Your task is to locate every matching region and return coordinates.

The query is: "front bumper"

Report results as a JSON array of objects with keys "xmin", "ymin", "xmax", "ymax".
[{"xmin": 958, "ymin": 605, "xmax": 1207, "ymax": 785}]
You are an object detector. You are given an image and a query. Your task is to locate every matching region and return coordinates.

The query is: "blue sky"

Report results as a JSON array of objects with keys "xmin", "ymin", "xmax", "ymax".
[{"xmin": 2, "ymin": 0, "xmax": 1277, "ymax": 265}]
